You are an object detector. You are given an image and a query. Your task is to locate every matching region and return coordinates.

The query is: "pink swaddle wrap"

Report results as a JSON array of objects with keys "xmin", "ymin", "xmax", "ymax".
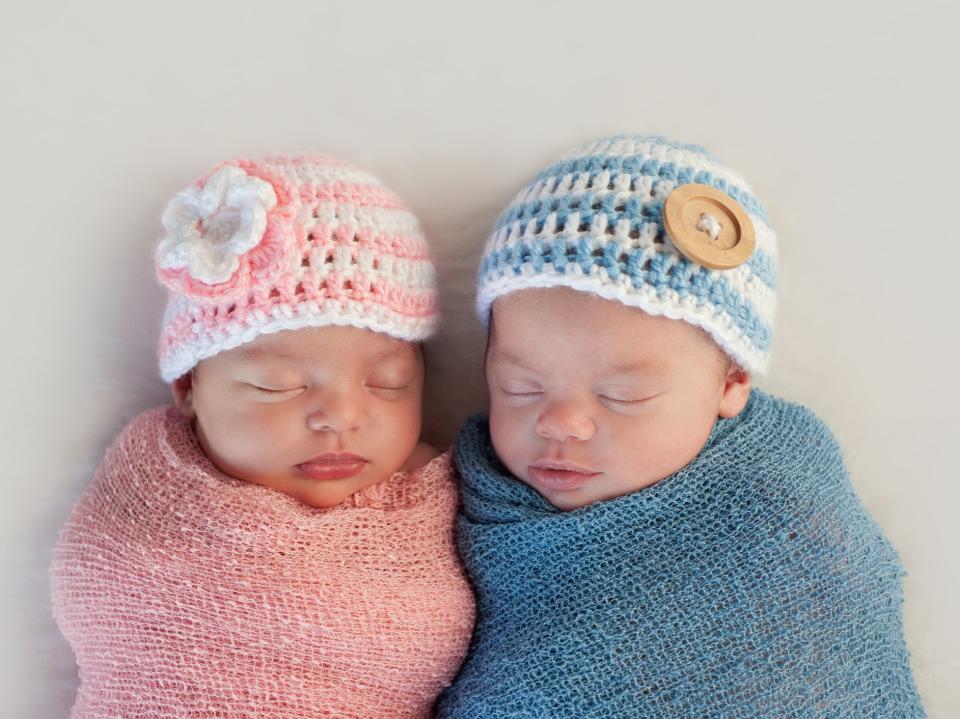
[{"xmin": 51, "ymin": 406, "xmax": 476, "ymax": 718}]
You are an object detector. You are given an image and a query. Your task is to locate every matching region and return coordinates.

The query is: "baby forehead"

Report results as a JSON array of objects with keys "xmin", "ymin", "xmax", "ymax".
[
  {"xmin": 226, "ymin": 326, "xmax": 421, "ymax": 366},
  {"xmin": 494, "ymin": 288, "xmax": 711, "ymax": 341},
  {"xmin": 488, "ymin": 289, "xmax": 728, "ymax": 375},
  {"xmin": 489, "ymin": 345, "xmax": 666, "ymax": 382}
]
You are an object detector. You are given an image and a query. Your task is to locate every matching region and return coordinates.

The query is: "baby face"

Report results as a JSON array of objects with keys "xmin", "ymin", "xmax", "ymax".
[
  {"xmin": 173, "ymin": 325, "xmax": 425, "ymax": 508},
  {"xmin": 485, "ymin": 287, "xmax": 750, "ymax": 510}
]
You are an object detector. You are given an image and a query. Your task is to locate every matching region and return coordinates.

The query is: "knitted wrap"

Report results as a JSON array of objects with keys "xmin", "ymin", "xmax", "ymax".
[
  {"xmin": 477, "ymin": 135, "xmax": 777, "ymax": 375},
  {"xmin": 156, "ymin": 154, "xmax": 437, "ymax": 382},
  {"xmin": 51, "ymin": 407, "xmax": 475, "ymax": 718},
  {"xmin": 438, "ymin": 390, "xmax": 924, "ymax": 718}
]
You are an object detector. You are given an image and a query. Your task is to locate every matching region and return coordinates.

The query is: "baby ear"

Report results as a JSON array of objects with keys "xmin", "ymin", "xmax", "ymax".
[
  {"xmin": 718, "ymin": 364, "xmax": 751, "ymax": 419},
  {"xmin": 171, "ymin": 371, "xmax": 196, "ymax": 419}
]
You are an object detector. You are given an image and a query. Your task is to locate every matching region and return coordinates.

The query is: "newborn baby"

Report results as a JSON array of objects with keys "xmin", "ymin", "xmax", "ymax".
[
  {"xmin": 51, "ymin": 154, "xmax": 475, "ymax": 718},
  {"xmin": 438, "ymin": 135, "xmax": 925, "ymax": 718}
]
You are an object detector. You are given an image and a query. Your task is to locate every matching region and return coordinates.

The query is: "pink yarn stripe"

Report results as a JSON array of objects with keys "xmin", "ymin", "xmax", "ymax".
[
  {"xmin": 155, "ymin": 154, "xmax": 439, "ymax": 382},
  {"xmin": 299, "ymin": 181, "xmax": 407, "ymax": 210},
  {"xmin": 306, "ymin": 225, "xmax": 431, "ymax": 260},
  {"xmin": 268, "ymin": 153, "xmax": 348, "ymax": 168}
]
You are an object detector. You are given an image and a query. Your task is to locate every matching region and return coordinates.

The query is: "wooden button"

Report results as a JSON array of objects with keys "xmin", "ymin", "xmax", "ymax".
[{"xmin": 662, "ymin": 183, "xmax": 756, "ymax": 270}]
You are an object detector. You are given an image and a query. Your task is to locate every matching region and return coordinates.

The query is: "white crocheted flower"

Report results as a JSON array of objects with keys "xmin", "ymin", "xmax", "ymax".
[{"xmin": 157, "ymin": 166, "xmax": 278, "ymax": 285}]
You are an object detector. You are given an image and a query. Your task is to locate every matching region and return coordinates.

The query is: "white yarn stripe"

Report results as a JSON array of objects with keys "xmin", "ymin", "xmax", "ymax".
[
  {"xmin": 275, "ymin": 162, "xmax": 387, "ymax": 189},
  {"xmin": 718, "ymin": 262, "xmax": 777, "ymax": 325},
  {"xmin": 304, "ymin": 203, "xmax": 425, "ymax": 237},
  {"xmin": 751, "ymin": 217, "xmax": 778, "ymax": 264},
  {"xmin": 559, "ymin": 137, "xmax": 757, "ymax": 201},
  {"xmin": 300, "ymin": 247, "xmax": 436, "ymax": 291}
]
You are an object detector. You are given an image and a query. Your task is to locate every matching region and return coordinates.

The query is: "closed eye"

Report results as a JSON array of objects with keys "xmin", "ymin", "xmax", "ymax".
[
  {"xmin": 250, "ymin": 384, "xmax": 305, "ymax": 394},
  {"xmin": 365, "ymin": 381, "xmax": 415, "ymax": 398},
  {"xmin": 598, "ymin": 392, "xmax": 661, "ymax": 405},
  {"xmin": 500, "ymin": 388, "xmax": 543, "ymax": 398}
]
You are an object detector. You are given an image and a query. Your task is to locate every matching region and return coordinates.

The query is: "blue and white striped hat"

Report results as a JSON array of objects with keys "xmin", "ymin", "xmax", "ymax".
[{"xmin": 476, "ymin": 134, "xmax": 778, "ymax": 375}]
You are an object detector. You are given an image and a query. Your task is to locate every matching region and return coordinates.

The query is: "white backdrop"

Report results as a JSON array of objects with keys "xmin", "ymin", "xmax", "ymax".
[{"xmin": 2, "ymin": 1, "xmax": 957, "ymax": 715}]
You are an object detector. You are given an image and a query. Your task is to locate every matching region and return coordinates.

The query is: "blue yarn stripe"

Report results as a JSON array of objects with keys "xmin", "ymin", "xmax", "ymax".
[
  {"xmin": 485, "ymin": 226, "xmax": 778, "ymax": 291},
  {"xmin": 479, "ymin": 245, "xmax": 773, "ymax": 352},
  {"xmin": 744, "ymin": 250, "xmax": 778, "ymax": 289},
  {"xmin": 501, "ymin": 160, "xmax": 768, "ymax": 227},
  {"xmin": 492, "ymin": 182, "xmax": 778, "ymax": 289}
]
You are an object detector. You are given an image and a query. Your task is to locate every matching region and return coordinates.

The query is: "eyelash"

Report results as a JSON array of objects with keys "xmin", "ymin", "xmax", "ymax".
[
  {"xmin": 502, "ymin": 389, "xmax": 542, "ymax": 397},
  {"xmin": 598, "ymin": 395, "xmax": 644, "ymax": 404},
  {"xmin": 367, "ymin": 385, "xmax": 407, "ymax": 392},
  {"xmin": 251, "ymin": 385, "xmax": 304, "ymax": 394}
]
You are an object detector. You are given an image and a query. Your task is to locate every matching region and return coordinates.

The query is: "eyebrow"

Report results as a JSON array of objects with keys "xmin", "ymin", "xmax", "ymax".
[
  {"xmin": 489, "ymin": 349, "xmax": 662, "ymax": 377},
  {"xmin": 605, "ymin": 359, "xmax": 663, "ymax": 376},
  {"xmin": 488, "ymin": 348, "xmax": 537, "ymax": 372},
  {"xmin": 235, "ymin": 348, "xmax": 306, "ymax": 365},
  {"xmin": 236, "ymin": 344, "xmax": 412, "ymax": 365}
]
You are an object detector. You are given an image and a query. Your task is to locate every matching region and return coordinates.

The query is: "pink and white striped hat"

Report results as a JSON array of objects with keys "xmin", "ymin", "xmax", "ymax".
[{"xmin": 155, "ymin": 154, "xmax": 437, "ymax": 382}]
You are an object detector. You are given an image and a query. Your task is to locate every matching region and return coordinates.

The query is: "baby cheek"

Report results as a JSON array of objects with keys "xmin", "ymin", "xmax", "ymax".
[
  {"xmin": 361, "ymin": 395, "xmax": 420, "ymax": 463},
  {"xmin": 489, "ymin": 404, "xmax": 535, "ymax": 476},
  {"xmin": 223, "ymin": 407, "xmax": 300, "ymax": 465},
  {"xmin": 617, "ymin": 415, "xmax": 707, "ymax": 480},
  {"xmin": 238, "ymin": 402, "xmax": 296, "ymax": 435},
  {"xmin": 385, "ymin": 400, "xmax": 420, "ymax": 442}
]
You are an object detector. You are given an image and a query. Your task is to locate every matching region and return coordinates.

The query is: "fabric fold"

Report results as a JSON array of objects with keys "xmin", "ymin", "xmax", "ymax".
[
  {"xmin": 52, "ymin": 406, "xmax": 475, "ymax": 719},
  {"xmin": 438, "ymin": 389, "xmax": 924, "ymax": 718}
]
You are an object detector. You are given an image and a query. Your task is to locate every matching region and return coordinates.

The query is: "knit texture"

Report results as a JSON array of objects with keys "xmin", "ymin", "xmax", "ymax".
[
  {"xmin": 438, "ymin": 390, "xmax": 924, "ymax": 718},
  {"xmin": 477, "ymin": 135, "xmax": 777, "ymax": 374},
  {"xmin": 156, "ymin": 154, "xmax": 437, "ymax": 382},
  {"xmin": 51, "ymin": 407, "xmax": 475, "ymax": 718}
]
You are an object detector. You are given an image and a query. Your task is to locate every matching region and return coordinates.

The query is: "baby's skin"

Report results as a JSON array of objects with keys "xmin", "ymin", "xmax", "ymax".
[
  {"xmin": 172, "ymin": 324, "xmax": 439, "ymax": 508},
  {"xmin": 52, "ymin": 152, "xmax": 475, "ymax": 719},
  {"xmin": 485, "ymin": 286, "xmax": 751, "ymax": 509},
  {"xmin": 438, "ymin": 134, "xmax": 925, "ymax": 717},
  {"xmin": 439, "ymin": 287, "xmax": 925, "ymax": 717}
]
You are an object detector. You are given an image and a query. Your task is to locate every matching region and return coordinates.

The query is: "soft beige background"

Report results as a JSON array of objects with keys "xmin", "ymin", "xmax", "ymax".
[{"xmin": 2, "ymin": 0, "xmax": 957, "ymax": 715}]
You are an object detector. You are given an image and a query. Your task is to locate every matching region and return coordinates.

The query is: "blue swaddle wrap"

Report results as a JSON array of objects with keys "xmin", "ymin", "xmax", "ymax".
[{"xmin": 438, "ymin": 389, "xmax": 924, "ymax": 718}]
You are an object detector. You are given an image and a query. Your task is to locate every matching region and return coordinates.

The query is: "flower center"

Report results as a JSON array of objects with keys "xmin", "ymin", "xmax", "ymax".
[{"xmin": 198, "ymin": 209, "xmax": 242, "ymax": 246}]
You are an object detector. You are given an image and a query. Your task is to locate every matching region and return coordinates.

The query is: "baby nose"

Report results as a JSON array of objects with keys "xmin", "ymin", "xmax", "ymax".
[
  {"xmin": 305, "ymin": 391, "xmax": 361, "ymax": 433},
  {"xmin": 535, "ymin": 400, "xmax": 596, "ymax": 442}
]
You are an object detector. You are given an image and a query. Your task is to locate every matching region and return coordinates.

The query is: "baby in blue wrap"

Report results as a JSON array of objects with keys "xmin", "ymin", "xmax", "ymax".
[{"xmin": 437, "ymin": 135, "xmax": 925, "ymax": 718}]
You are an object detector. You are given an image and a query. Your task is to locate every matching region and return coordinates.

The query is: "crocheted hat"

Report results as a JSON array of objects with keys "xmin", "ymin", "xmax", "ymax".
[
  {"xmin": 477, "ymin": 135, "xmax": 778, "ymax": 375},
  {"xmin": 156, "ymin": 154, "xmax": 437, "ymax": 382}
]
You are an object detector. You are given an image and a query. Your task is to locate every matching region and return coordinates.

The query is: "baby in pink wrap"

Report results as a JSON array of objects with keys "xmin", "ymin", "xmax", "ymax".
[{"xmin": 50, "ymin": 154, "xmax": 476, "ymax": 718}]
